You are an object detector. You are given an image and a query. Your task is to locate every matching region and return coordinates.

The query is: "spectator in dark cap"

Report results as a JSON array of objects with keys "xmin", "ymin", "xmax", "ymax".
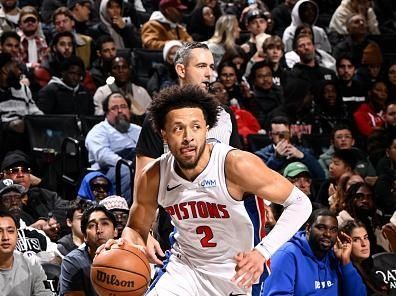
[
  {"xmin": 1, "ymin": 150, "xmax": 70, "ymax": 240},
  {"xmin": 141, "ymin": 0, "xmax": 192, "ymax": 49},
  {"xmin": 241, "ymin": 9, "xmax": 270, "ymax": 60},
  {"xmin": 68, "ymin": 0, "xmax": 92, "ymax": 35},
  {"xmin": 37, "ymin": 55, "xmax": 94, "ymax": 115},
  {"xmin": 0, "ymin": 178, "xmax": 61, "ymax": 258}
]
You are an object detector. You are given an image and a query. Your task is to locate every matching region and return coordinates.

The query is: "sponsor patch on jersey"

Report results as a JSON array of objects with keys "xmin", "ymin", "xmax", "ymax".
[{"xmin": 200, "ymin": 179, "xmax": 217, "ymax": 188}]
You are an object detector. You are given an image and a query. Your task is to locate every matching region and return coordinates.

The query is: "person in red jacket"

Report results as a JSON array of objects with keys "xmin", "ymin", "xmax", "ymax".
[{"xmin": 353, "ymin": 81, "xmax": 388, "ymax": 137}]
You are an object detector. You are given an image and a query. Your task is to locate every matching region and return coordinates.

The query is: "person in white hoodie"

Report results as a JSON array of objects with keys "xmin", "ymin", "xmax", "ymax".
[
  {"xmin": 141, "ymin": 0, "xmax": 192, "ymax": 49},
  {"xmin": 282, "ymin": 0, "xmax": 331, "ymax": 53}
]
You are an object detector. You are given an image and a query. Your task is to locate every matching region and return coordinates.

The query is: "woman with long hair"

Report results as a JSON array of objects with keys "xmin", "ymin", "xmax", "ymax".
[
  {"xmin": 341, "ymin": 220, "xmax": 389, "ymax": 295},
  {"xmin": 206, "ymin": 14, "xmax": 240, "ymax": 67}
]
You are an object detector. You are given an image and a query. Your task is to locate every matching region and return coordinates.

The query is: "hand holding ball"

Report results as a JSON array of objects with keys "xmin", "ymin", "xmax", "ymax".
[{"xmin": 91, "ymin": 243, "xmax": 150, "ymax": 296}]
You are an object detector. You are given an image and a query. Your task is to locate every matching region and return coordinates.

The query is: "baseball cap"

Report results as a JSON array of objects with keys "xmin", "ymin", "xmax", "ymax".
[
  {"xmin": 1, "ymin": 150, "xmax": 31, "ymax": 171},
  {"xmin": 0, "ymin": 179, "xmax": 26, "ymax": 197},
  {"xmin": 283, "ymin": 162, "xmax": 311, "ymax": 178},
  {"xmin": 99, "ymin": 195, "xmax": 129, "ymax": 212},
  {"xmin": 159, "ymin": 0, "xmax": 187, "ymax": 10},
  {"xmin": 19, "ymin": 6, "xmax": 39, "ymax": 23},
  {"xmin": 245, "ymin": 9, "xmax": 268, "ymax": 24},
  {"xmin": 67, "ymin": 0, "xmax": 92, "ymax": 9}
]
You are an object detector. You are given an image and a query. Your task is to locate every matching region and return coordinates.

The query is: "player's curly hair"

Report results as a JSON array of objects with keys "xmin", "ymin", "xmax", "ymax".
[{"xmin": 148, "ymin": 85, "xmax": 220, "ymax": 133}]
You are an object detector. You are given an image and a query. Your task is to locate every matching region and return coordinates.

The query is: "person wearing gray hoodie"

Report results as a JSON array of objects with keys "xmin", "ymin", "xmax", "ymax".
[
  {"xmin": 95, "ymin": 0, "xmax": 141, "ymax": 49},
  {"xmin": 282, "ymin": 0, "xmax": 331, "ymax": 53}
]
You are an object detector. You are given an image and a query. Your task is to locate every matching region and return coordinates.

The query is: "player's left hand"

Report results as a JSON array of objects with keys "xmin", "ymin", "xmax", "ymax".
[
  {"xmin": 145, "ymin": 234, "xmax": 165, "ymax": 266},
  {"xmin": 232, "ymin": 249, "xmax": 266, "ymax": 289}
]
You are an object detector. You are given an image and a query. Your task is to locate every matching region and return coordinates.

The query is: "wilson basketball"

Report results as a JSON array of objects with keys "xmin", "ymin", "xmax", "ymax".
[{"xmin": 91, "ymin": 244, "xmax": 151, "ymax": 296}]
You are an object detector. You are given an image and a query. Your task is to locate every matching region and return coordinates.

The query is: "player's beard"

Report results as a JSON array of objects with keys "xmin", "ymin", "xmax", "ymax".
[
  {"xmin": 176, "ymin": 142, "xmax": 206, "ymax": 170},
  {"xmin": 114, "ymin": 115, "xmax": 130, "ymax": 133}
]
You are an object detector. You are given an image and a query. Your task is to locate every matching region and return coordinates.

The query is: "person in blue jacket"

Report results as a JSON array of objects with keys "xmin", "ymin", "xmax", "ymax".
[
  {"xmin": 77, "ymin": 171, "xmax": 113, "ymax": 203},
  {"xmin": 262, "ymin": 208, "xmax": 367, "ymax": 296},
  {"xmin": 255, "ymin": 115, "xmax": 325, "ymax": 181}
]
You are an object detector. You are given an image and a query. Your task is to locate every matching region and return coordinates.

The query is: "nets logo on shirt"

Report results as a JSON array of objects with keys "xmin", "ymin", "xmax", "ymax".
[{"xmin": 200, "ymin": 179, "xmax": 217, "ymax": 188}]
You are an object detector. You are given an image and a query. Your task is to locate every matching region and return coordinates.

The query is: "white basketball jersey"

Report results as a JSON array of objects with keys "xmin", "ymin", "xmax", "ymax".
[{"xmin": 158, "ymin": 143, "xmax": 262, "ymax": 282}]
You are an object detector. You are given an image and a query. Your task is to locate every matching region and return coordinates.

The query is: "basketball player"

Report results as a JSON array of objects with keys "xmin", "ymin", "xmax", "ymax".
[
  {"xmin": 101, "ymin": 85, "xmax": 312, "ymax": 295},
  {"xmin": 134, "ymin": 41, "xmax": 241, "ymax": 253}
]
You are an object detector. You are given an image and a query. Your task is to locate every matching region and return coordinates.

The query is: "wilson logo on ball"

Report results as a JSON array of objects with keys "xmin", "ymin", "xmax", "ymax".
[{"xmin": 96, "ymin": 270, "xmax": 135, "ymax": 288}]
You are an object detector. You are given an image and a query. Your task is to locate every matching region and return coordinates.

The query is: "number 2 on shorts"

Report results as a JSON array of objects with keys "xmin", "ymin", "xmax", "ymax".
[{"xmin": 196, "ymin": 226, "xmax": 217, "ymax": 247}]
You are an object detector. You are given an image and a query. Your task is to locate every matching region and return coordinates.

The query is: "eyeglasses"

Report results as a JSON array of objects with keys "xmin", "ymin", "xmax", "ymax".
[
  {"xmin": 109, "ymin": 104, "xmax": 129, "ymax": 112},
  {"xmin": 1, "ymin": 193, "xmax": 22, "ymax": 205},
  {"xmin": 22, "ymin": 17, "xmax": 37, "ymax": 24},
  {"xmin": 4, "ymin": 166, "xmax": 31, "ymax": 175}
]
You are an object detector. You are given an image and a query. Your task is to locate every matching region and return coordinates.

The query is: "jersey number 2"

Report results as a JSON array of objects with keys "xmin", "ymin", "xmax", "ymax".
[{"xmin": 196, "ymin": 226, "xmax": 217, "ymax": 247}]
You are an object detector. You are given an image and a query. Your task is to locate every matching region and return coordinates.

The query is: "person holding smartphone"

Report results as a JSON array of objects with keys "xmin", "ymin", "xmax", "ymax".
[{"xmin": 255, "ymin": 115, "xmax": 325, "ymax": 181}]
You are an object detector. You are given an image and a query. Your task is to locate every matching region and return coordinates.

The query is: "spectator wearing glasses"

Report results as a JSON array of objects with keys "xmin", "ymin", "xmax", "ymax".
[
  {"xmin": 18, "ymin": 6, "xmax": 48, "ymax": 69},
  {"xmin": 77, "ymin": 171, "xmax": 114, "ymax": 203},
  {"xmin": 255, "ymin": 115, "xmax": 325, "ymax": 179},
  {"xmin": 85, "ymin": 92, "xmax": 141, "ymax": 204},
  {"xmin": 0, "ymin": 179, "xmax": 61, "ymax": 259},
  {"xmin": 1, "ymin": 150, "xmax": 70, "ymax": 241}
]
